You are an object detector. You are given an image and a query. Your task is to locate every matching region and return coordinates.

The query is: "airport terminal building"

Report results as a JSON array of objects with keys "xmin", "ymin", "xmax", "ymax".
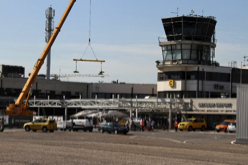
[{"xmin": 0, "ymin": 14, "xmax": 245, "ymax": 128}]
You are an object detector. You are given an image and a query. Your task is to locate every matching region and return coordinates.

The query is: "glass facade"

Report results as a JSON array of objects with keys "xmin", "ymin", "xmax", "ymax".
[
  {"xmin": 162, "ymin": 44, "xmax": 210, "ymax": 63},
  {"xmin": 162, "ymin": 16, "xmax": 216, "ymax": 42},
  {"xmin": 158, "ymin": 71, "xmax": 230, "ymax": 82}
]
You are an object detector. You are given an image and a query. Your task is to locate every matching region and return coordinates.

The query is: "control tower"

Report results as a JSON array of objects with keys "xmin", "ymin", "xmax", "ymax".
[
  {"xmin": 156, "ymin": 14, "xmax": 222, "ymax": 99},
  {"xmin": 158, "ymin": 14, "xmax": 217, "ymax": 66}
]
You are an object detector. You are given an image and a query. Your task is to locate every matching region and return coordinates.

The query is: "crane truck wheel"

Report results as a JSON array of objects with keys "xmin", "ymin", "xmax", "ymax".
[
  {"xmin": 42, "ymin": 127, "xmax": 48, "ymax": 133},
  {"xmin": 25, "ymin": 126, "xmax": 30, "ymax": 132}
]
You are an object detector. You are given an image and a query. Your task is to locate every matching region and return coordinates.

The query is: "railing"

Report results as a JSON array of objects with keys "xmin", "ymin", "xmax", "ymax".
[{"xmin": 27, "ymin": 98, "xmax": 192, "ymax": 112}]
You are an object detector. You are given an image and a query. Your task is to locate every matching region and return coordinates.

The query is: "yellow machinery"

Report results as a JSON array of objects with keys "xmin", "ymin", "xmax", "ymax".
[{"xmin": 5, "ymin": 0, "xmax": 77, "ymax": 116}]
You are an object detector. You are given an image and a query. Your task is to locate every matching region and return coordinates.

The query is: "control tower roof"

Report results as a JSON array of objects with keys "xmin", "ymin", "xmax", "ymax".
[{"xmin": 162, "ymin": 15, "xmax": 217, "ymax": 42}]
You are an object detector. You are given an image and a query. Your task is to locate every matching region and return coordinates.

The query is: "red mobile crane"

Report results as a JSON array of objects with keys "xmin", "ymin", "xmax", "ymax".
[{"xmin": 5, "ymin": 0, "xmax": 77, "ymax": 116}]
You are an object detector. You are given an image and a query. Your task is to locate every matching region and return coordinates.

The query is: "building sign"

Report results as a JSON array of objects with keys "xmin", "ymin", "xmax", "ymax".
[
  {"xmin": 198, "ymin": 103, "xmax": 232, "ymax": 108},
  {"xmin": 169, "ymin": 79, "xmax": 174, "ymax": 87}
]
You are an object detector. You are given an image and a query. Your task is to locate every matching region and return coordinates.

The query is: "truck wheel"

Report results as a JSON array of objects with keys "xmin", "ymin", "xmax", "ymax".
[
  {"xmin": 201, "ymin": 126, "xmax": 205, "ymax": 131},
  {"xmin": 188, "ymin": 126, "xmax": 193, "ymax": 131},
  {"xmin": 25, "ymin": 126, "xmax": 30, "ymax": 132},
  {"xmin": 42, "ymin": 127, "xmax": 48, "ymax": 133}
]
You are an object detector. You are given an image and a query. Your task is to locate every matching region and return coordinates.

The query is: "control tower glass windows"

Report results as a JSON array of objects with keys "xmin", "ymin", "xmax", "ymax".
[
  {"xmin": 203, "ymin": 46, "xmax": 210, "ymax": 61},
  {"xmin": 172, "ymin": 45, "xmax": 181, "ymax": 60},
  {"xmin": 182, "ymin": 44, "xmax": 191, "ymax": 59},
  {"xmin": 191, "ymin": 44, "xmax": 197, "ymax": 59},
  {"xmin": 161, "ymin": 44, "xmax": 211, "ymax": 64},
  {"xmin": 163, "ymin": 46, "xmax": 172, "ymax": 60},
  {"xmin": 162, "ymin": 16, "xmax": 217, "ymax": 42}
]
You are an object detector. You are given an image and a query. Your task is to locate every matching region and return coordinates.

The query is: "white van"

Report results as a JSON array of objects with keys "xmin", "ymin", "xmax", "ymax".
[{"xmin": 69, "ymin": 116, "xmax": 93, "ymax": 132}]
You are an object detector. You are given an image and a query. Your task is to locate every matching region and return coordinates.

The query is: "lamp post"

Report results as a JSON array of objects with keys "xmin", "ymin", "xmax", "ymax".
[{"xmin": 240, "ymin": 62, "xmax": 242, "ymax": 84}]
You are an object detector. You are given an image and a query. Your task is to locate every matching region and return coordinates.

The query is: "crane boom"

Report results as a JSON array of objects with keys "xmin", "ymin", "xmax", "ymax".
[{"xmin": 5, "ymin": 0, "xmax": 76, "ymax": 116}]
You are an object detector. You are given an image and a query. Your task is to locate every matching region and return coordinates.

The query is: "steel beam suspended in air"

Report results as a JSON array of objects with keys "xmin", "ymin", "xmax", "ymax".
[{"xmin": 73, "ymin": 59, "xmax": 105, "ymax": 62}]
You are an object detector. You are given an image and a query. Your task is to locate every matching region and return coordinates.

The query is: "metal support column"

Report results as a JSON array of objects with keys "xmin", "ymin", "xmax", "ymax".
[
  {"xmin": 38, "ymin": 107, "xmax": 40, "ymax": 116},
  {"xmin": 136, "ymin": 95, "xmax": 138, "ymax": 118},
  {"xmin": 65, "ymin": 107, "xmax": 67, "ymax": 122},
  {"xmin": 168, "ymin": 102, "xmax": 172, "ymax": 130}
]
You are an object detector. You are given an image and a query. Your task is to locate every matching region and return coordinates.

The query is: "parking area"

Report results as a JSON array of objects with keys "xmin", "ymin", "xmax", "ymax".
[
  {"xmin": 4, "ymin": 127, "xmax": 237, "ymax": 144},
  {"xmin": 0, "ymin": 128, "xmax": 245, "ymax": 165}
]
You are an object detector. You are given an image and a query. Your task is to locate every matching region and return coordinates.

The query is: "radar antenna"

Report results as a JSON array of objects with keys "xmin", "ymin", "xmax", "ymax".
[{"xmin": 171, "ymin": 7, "xmax": 178, "ymax": 16}]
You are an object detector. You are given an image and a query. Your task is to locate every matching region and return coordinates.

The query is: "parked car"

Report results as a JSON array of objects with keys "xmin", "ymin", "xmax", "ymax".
[
  {"xmin": 23, "ymin": 118, "xmax": 57, "ymax": 132},
  {"xmin": 99, "ymin": 122, "xmax": 129, "ymax": 135},
  {"xmin": 178, "ymin": 118, "xmax": 207, "ymax": 131},
  {"xmin": 98, "ymin": 123, "xmax": 108, "ymax": 132},
  {"xmin": 227, "ymin": 122, "xmax": 236, "ymax": 133},
  {"xmin": 215, "ymin": 120, "xmax": 235, "ymax": 133}
]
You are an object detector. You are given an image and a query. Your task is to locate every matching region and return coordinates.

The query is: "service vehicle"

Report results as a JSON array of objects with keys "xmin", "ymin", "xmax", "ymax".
[
  {"xmin": 69, "ymin": 116, "xmax": 93, "ymax": 132},
  {"xmin": 178, "ymin": 118, "xmax": 207, "ymax": 131},
  {"xmin": 215, "ymin": 120, "xmax": 235, "ymax": 132},
  {"xmin": 227, "ymin": 122, "xmax": 236, "ymax": 133},
  {"xmin": 23, "ymin": 118, "xmax": 57, "ymax": 132}
]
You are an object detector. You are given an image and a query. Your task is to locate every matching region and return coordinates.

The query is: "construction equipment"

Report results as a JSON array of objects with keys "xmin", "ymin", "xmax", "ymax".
[{"xmin": 5, "ymin": 0, "xmax": 76, "ymax": 116}]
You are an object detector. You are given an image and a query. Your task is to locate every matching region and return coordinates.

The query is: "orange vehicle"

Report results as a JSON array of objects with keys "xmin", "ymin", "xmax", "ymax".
[
  {"xmin": 5, "ymin": 0, "xmax": 76, "ymax": 117},
  {"xmin": 215, "ymin": 120, "xmax": 236, "ymax": 133}
]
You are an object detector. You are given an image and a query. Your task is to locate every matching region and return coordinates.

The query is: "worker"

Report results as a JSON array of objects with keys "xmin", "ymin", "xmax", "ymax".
[
  {"xmin": 174, "ymin": 120, "xmax": 178, "ymax": 132},
  {"xmin": 141, "ymin": 119, "xmax": 145, "ymax": 131}
]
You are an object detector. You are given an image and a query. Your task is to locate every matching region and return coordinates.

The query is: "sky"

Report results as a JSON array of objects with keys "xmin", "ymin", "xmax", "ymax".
[{"xmin": 0, "ymin": 0, "xmax": 248, "ymax": 84}]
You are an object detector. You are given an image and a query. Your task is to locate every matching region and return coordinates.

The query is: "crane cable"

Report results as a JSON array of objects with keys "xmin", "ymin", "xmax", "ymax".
[{"xmin": 81, "ymin": 0, "xmax": 98, "ymax": 60}]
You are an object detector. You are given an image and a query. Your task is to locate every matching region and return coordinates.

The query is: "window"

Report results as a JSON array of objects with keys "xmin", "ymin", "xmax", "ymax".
[
  {"xmin": 172, "ymin": 50, "xmax": 181, "ymax": 59},
  {"xmin": 164, "ymin": 71, "xmax": 185, "ymax": 80},
  {"xmin": 187, "ymin": 71, "xmax": 197, "ymax": 80}
]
